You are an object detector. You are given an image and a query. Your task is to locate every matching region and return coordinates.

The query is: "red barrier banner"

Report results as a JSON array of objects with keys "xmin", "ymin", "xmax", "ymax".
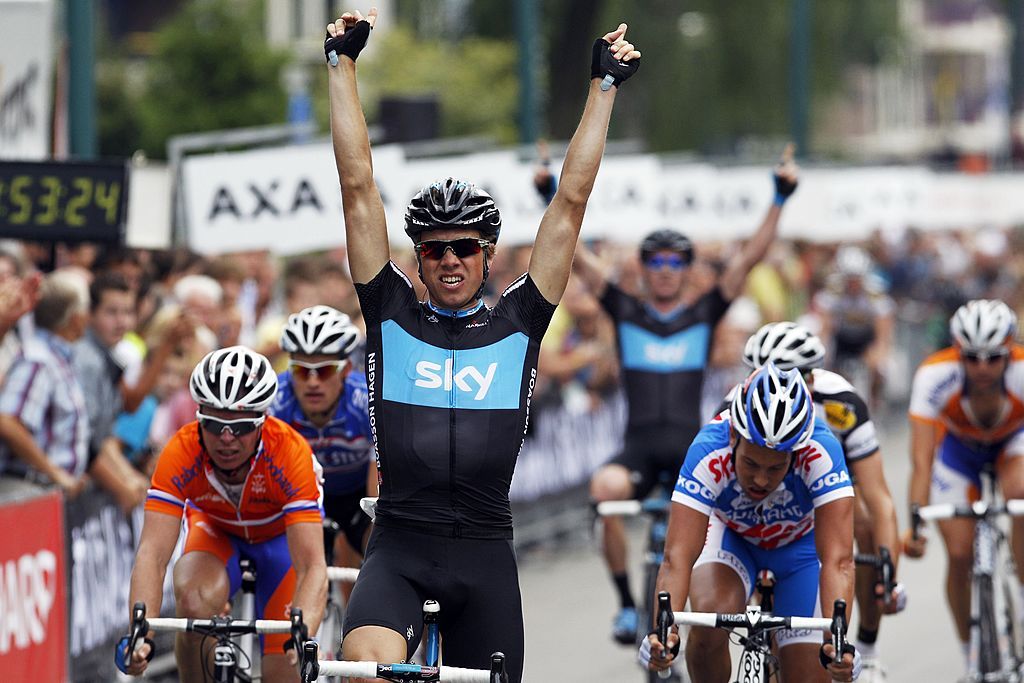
[{"xmin": 0, "ymin": 491, "xmax": 67, "ymax": 682}]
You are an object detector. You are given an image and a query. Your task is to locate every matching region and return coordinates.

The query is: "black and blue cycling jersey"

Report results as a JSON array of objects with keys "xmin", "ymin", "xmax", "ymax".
[
  {"xmin": 600, "ymin": 282, "xmax": 731, "ymax": 439},
  {"xmin": 355, "ymin": 262, "xmax": 556, "ymax": 539}
]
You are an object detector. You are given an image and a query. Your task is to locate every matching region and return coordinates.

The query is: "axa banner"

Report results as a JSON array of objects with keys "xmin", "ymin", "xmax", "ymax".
[
  {"xmin": 0, "ymin": 0, "xmax": 54, "ymax": 160},
  {"xmin": 0, "ymin": 490, "xmax": 67, "ymax": 683},
  {"xmin": 181, "ymin": 140, "xmax": 1024, "ymax": 253}
]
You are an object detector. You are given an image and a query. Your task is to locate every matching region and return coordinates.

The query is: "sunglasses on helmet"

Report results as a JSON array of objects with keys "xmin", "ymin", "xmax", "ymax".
[
  {"xmin": 196, "ymin": 411, "xmax": 265, "ymax": 437},
  {"xmin": 962, "ymin": 349, "xmax": 1009, "ymax": 364},
  {"xmin": 644, "ymin": 254, "xmax": 687, "ymax": 271},
  {"xmin": 289, "ymin": 359, "xmax": 348, "ymax": 381},
  {"xmin": 415, "ymin": 238, "xmax": 490, "ymax": 261}
]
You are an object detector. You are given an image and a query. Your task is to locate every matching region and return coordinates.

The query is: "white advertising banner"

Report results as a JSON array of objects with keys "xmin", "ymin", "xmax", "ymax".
[
  {"xmin": 180, "ymin": 140, "xmax": 1024, "ymax": 255},
  {"xmin": 0, "ymin": 0, "xmax": 54, "ymax": 160}
]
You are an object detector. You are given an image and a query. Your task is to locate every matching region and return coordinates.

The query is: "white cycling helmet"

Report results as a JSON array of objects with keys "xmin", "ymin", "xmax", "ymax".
[
  {"xmin": 836, "ymin": 245, "xmax": 872, "ymax": 278},
  {"xmin": 730, "ymin": 362, "xmax": 815, "ymax": 452},
  {"xmin": 190, "ymin": 346, "xmax": 278, "ymax": 413},
  {"xmin": 280, "ymin": 305, "xmax": 360, "ymax": 358},
  {"xmin": 743, "ymin": 322, "xmax": 826, "ymax": 372},
  {"xmin": 950, "ymin": 299, "xmax": 1017, "ymax": 352}
]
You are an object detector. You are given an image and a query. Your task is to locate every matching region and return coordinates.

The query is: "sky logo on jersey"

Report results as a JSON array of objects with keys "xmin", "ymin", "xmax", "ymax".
[
  {"xmin": 415, "ymin": 358, "xmax": 497, "ymax": 400},
  {"xmin": 618, "ymin": 322, "xmax": 710, "ymax": 373},
  {"xmin": 381, "ymin": 320, "xmax": 528, "ymax": 410}
]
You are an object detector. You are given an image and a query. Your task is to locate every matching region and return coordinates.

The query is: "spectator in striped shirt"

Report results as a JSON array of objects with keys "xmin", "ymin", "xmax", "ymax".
[{"xmin": 0, "ymin": 269, "xmax": 90, "ymax": 497}]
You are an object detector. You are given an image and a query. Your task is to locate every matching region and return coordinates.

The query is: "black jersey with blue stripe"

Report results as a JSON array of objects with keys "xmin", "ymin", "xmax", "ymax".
[
  {"xmin": 600, "ymin": 283, "xmax": 731, "ymax": 436},
  {"xmin": 355, "ymin": 262, "xmax": 556, "ymax": 539}
]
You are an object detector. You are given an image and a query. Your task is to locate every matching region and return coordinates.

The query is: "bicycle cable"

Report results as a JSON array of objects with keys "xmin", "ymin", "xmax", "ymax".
[{"xmin": 199, "ymin": 628, "xmax": 253, "ymax": 683}]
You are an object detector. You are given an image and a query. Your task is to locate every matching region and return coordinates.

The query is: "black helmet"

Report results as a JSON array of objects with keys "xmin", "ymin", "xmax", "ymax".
[
  {"xmin": 404, "ymin": 178, "xmax": 502, "ymax": 244},
  {"xmin": 639, "ymin": 229, "xmax": 693, "ymax": 264}
]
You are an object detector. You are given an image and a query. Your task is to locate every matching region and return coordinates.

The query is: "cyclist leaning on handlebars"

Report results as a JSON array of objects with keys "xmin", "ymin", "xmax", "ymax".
[
  {"xmin": 720, "ymin": 322, "xmax": 904, "ymax": 680},
  {"xmin": 119, "ymin": 346, "xmax": 327, "ymax": 683},
  {"xmin": 904, "ymin": 299, "xmax": 1024, "ymax": 672},
  {"xmin": 644, "ymin": 362, "xmax": 859, "ymax": 682}
]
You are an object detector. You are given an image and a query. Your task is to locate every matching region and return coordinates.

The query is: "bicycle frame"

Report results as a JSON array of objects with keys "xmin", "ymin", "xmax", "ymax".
[
  {"xmin": 658, "ymin": 592, "xmax": 851, "ymax": 683},
  {"xmin": 124, "ymin": 601, "xmax": 304, "ymax": 683},
  {"xmin": 300, "ymin": 641, "xmax": 508, "ymax": 682},
  {"xmin": 914, "ymin": 478, "xmax": 1024, "ymax": 681},
  {"xmin": 596, "ymin": 490, "xmax": 674, "ymax": 681}
]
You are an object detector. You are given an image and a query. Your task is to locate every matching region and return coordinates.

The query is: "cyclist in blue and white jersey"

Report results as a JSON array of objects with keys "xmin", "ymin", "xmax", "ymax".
[
  {"xmin": 736, "ymin": 322, "xmax": 903, "ymax": 682},
  {"xmin": 271, "ymin": 305, "xmax": 375, "ymax": 562},
  {"xmin": 644, "ymin": 363, "xmax": 859, "ymax": 682},
  {"xmin": 325, "ymin": 8, "xmax": 641, "ymax": 682},
  {"xmin": 576, "ymin": 146, "xmax": 800, "ymax": 643}
]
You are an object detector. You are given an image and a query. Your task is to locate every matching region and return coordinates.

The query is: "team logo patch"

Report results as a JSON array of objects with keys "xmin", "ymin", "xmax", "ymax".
[{"xmin": 823, "ymin": 400, "xmax": 857, "ymax": 432}]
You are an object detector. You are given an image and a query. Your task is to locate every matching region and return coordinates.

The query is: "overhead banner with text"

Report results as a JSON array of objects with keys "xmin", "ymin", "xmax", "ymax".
[
  {"xmin": 0, "ymin": 0, "xmax": 54, "ymax": 160},
  {"xmin": 180, "ymin": 141, "xmax": 1024, "ymax": 254}
]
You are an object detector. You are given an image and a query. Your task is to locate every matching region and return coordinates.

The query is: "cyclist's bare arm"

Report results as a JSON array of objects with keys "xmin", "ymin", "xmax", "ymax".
[
  {"xmin": 124, "ymin": 511, "xmax": 181, "ymax": 674},
  {"xmin": 287, "ymin": 520, "xmax": 329, "ymax": 636},
  {"xmin": 327, "ymin": 8, "xmax": 388, "ymax": 284},
  {"xmin": 904, "ymin": 416, "xmax": 940, "ymax": 556},
  {"xmin": 649, "ymin": 503, "xmax": 708, "ymax": 667},
  {"xmin": 571, "ymin": 244, "xmax": 610, "ymax": 299},
  {"xmin": 814, "ymin": 496, "xmax": 855, "ymax": 625},
  {"xmin": 529, "ymin": 23, "xmax": 638, "ymax": 303},
  {"xmin": 717, "ymin": 144, "xmax": 797, "ymax": 301},
  {"xmin": 850, "ymin": 453, "xmax": 901, "ymax": 569}
]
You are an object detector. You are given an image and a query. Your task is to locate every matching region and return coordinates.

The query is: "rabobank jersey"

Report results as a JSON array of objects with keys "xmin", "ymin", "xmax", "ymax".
[
  {"xmin": 721, "ymin": 368, "xmax": 880, "ymax": 463},
  {"xmin": 355, "ymin": 262, "xmax": 556, "ymax": 539},
  {"xmin": 672, "ymin": 413, "xmax": 853, "ymax": 550},
  {"xmin": 145, "ymin": 418, "xmax": 324, "ymax": 543},
  {"xmin": 601, "ymin": 283, "xmax": 730, "ymax": 435},
  {"xmin": 909, "ymin": 345, "xmax": 1024, "ymax": 446},
  {"xmin": 270, "ymin": 370, "xmax": 374, "ymax": 496}
]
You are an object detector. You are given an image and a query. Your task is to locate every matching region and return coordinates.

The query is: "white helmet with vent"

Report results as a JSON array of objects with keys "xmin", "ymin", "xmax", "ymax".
[
  {"xmin": 743, "ymin": 322, "xmax": 826, "ymax": 372},
  {"xmin": 280, "ymin": 305, "xmax": 360, "ymax": 358},
  {"xmin": 950, "ymin": 299, "xmax": 1017, "ymax": 352},
  {"xmin": 190, "ymin": 346, "xmax": 278, "ymax": 413}
]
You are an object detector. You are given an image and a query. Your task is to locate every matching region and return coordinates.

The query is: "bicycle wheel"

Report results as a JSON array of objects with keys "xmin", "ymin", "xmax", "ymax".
[
  {"xmin": 977, "ymin": 574, "xmax": 1002, "ymax": 675},
  {"xmin": 1001, "ymin": 570, "xmax": 1023, "ymax": 669}
]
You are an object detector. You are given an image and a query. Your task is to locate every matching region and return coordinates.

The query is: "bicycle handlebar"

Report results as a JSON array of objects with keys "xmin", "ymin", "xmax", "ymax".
[
  {"xmin": 326, "ymin": 566, "xmax": 360, "ymax": 583},
  {"xmin": 669, "ymin": 598, "xmax": 847, "ymax": 636},
  {"xmin": 595, "ymin": 498, "xmax": 671, "ymax": 517},
  {"xmin": 145, "ymin": 616, "xmax": 295, "ymax": 634},
  {"xmin": 301, "ymin": 640, "xmax": 507, "ymax": 682},
  {"xmin": 915, "ymin": 499, "xmax": 1024, "ymax": 523}
]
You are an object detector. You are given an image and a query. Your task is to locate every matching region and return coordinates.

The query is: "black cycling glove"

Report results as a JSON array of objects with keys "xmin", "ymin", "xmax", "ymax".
[
  {"xmin": 591, "ymin": 38, "xmax": 640, "ymax": 90},
  {"xmin": 325, "ymin": 20, "xmax": 372, "ymax": 66},
  {"xmin": 773, "ymin": 167, "xmax": 798, "ymax": 203}
]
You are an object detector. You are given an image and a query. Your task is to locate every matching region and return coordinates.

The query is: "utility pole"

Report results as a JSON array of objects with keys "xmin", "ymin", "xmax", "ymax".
[
  {"xmin": 1011, "ymin": 0, "xmax": 1024, "ymax": 165},
  {"xmin": 515, "ymin": 0, "xmax": 540, "ymax": 144},
  {"xmin": 788, "ymin": 0, "xmax": 811, "ymax": 157},
  {"xmin": 67, "ymin": 0, "xmax": 97, "ymax": 158}
]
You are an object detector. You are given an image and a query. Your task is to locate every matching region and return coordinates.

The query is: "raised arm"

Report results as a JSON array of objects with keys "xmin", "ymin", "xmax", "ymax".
[
  {"xmin": 326, "ymin": 9, "xmax": 389, "ymax": 284},
  {"xmin": 718, "ymin": 144, "xmax": 799, "ymax": 300},
  {"xmin": 571, "ymin": 243, "xmax": 611, "ymax": 298},
  {"xmin": 529, "ymin": 24, "xmax": 640, "ymax": 303}
]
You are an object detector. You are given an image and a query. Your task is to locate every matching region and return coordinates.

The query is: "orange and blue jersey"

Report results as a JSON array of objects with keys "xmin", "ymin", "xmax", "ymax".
[
  {"xmin": 909, "ymin": 344, "xmax": 1024, "ymax": 446},
  {"xmin": 145, "ymin": 417, "xmax": 324, "ymax": 542}
]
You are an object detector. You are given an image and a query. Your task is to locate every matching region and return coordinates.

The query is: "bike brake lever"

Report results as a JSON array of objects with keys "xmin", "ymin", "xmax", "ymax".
[
  {"xmin": 656, "ymin": 591, "xmax": 673, "ymax": 679},
  {"xmin": 300, "ymin": 640, "xmax": 320, "ymax": 683}
]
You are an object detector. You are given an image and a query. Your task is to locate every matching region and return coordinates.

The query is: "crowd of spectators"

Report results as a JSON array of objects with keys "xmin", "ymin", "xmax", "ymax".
[{"xmin": 1, "ymin": 223, "xmax": 1023, "ymax": 508}]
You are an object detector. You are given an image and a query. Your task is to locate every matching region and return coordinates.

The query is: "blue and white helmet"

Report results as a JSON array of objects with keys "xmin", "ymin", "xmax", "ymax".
[{"xmin": 730, "ymin": 362, "xmax": 815, "ymax": 451}]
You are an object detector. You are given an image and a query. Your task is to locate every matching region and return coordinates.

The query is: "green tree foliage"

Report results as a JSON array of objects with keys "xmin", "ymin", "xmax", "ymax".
[
  {"xmin": 321, "ymin": 25, "xmax": 519, "ymax": 144},
  {"xmin": 134, "ymin": 0, "xmax": 290, "ymax": 157}
]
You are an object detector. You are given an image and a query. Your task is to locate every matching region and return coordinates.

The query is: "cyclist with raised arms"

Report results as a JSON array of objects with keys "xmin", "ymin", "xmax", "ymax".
[
  {"xmin": 119, "ymin": 346, "xmax": 327, "ymax": 682},
  {"xmin": 733, "ymin": 322, "xmax": 904, "ymax": 681},
  {"xmin": 643, "ymin": 363, "xmax": 859, "ymax": 682},
  {"xmin": 575, "ymin": 148, "xmax": 799, "ymax": 643},
  {"xmin": 324, "ymin": 7, "xmax": 640, "ymax": 682},
  {"xmin": 904, "ymin": 299, "xmax": 1024, "ymax": 672},
  {"xmin": 272, "ymin": 305, "xmax": 375, "ymax": 567}
]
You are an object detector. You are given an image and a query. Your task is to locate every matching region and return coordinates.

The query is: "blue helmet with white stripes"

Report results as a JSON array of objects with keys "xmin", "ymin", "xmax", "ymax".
[{"xmin": 730, "ymin": 362, "xmax": 815, "ymax": 452}]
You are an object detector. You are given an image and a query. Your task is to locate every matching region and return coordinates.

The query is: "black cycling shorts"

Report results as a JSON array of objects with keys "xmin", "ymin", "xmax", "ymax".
[
  {"xmin": 323, "ymin": 488, "xmax": 373, "ymax": 556},
  {"xmin": 342, "ymin": 524, "xmax": 525, "ymax": 683},
  {"xmin": 606, "ymin": 426, "xmax": 696, "ymax": 500}
]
